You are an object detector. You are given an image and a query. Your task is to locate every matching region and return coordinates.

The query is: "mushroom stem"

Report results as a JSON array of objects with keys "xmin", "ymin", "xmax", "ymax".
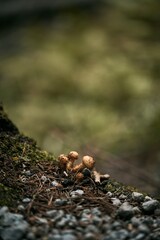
[
  {"xmin": 93, "ymin": 170, "xmax": 110, "ymax": 183},
  {"xmin": 72, "ymin": 163, "xmax": 84, "ymax": 172}
]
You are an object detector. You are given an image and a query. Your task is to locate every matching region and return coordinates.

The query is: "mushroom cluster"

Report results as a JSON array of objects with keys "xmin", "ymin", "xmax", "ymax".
[{"xmin": 58, "ymin": 151, "xmax": 110, "ymax": 183}]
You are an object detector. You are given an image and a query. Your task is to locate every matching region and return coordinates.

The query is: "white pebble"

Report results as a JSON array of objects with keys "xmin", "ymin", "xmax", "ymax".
[
  {"xmin": 51, "ymin": 180, "xmax": 59, "ymax": 187},
  {"xmin": 111, "ymin": 198, "xmax": 121, "ymax": 207},
  {"xmin": 132, "ymin": 192, "xmax": 144, "ymax": 201},
  {"xmin": 106, "ymin": 192, "xmax": 112, "ymax": 197},
  {"xmin": 22, "ymin": 198, "xmax": 31, "ymax": 203}
]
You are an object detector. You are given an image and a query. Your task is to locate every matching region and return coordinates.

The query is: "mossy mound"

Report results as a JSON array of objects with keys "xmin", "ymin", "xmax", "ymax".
[
  {"xmin": 0, "ymin": 105, "xmax": 145, "ymax": 212},
  {"xmin": 0, "ymin": 105, "xmax": 56, "ymax": 207}
]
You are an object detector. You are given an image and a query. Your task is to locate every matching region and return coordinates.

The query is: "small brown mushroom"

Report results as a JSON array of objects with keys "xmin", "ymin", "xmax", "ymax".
[
  {"xmin": 82, "ymin": 156, "xmax": 95, "ymax": 169},
  {"xmin": 68, "ymin": 151, "xmax": 79, "ymax": 160},
  {"xmin": 75, "ymin": 172, "xmax": 84, "ymax": 181},
  {"xmin": 58, "ymin": 154, "xmax": 68, "ymax": 170},
  {"xmin": 72, "ymin": 155, "xmax": 95, "ymax": 172},
  {"xmin": 66, "ymin": 151, "xmax": 79, "ymax": 171}
]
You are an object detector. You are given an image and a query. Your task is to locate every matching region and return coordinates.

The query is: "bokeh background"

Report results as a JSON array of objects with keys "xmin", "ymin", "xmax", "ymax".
[{"xmin": 0, "ymin": 0, "xmax": 160, "ymax": 196}]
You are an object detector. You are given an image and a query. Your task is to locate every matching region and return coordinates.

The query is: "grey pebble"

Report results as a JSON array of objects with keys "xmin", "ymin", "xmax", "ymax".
[
  {"xmin": 54, "ymin": 198, "xmax": 68, "ymax": 206},
  {"xmin": 106, "ymin": 191, "xmax": 112, "ymax": 197},
  {"xmin": 1, "ymin": 222, "xmax": 28, "ymax": 240},
  {"xmin": 142, "ymin": 200, "xmax": 160, "ymax": 214},
  {"xmin": 138, "ymin": 224, "xmax": 150, "ymax": 234},
  {"xmin": 117, "ymin": 202, "xmax": 134, "ymax": 220},
  {"xmin": 111, "ymin": 198, "xmax": 121, "ymax": 207},
  {"xmin": 144, "ymin": 196, "xmax": 152, "ymax": 202},
  {"xmin": 26, "ymin": 232, "xmax": 35, "ymax": 240},
  {"xmin": 0, "ymin": 206, "xmax": 9, "ymax": 216},
  {"xmin": 131, "ymin": 216, "xmax": 141, "ymax": 227},
  {"xmin": 1, "ymin": 212, "xmax": 24, "ymax": 227},
  {"xmin": 22, "ymin": 198, "xmax": 31, "ymax": 203},
  {"xmin": 132, "ymin": 192, "xmax": 144, "ymax": 202},
  {"xmin": 135, "ymin": 233, "xmax": 146, "ymax": 240},
  {"xmin": 84, "ymin": 232, "xmax": 97, "ymax": 240},
  {"xmin": 85, "ymin": 224, "xmax": 99, "ymax": 234},
  {"xmin": 103, "ymin": 229, "xmax": 129, "ymax": 240},
  {"xmin": 62, "ymin": 234, "xmax": 77, "ymax": 240},
  {"xmin": 111, "ymin": 221, "xmax": 122, "ymax": 230},
  {"xmin": 133, "ymin": 206, "xmax": 141, "ymax": 214},
  {"xmin": 17, "ymin": 205, "xmax": 25, "ymax": 212},
  {"xmin": 119, "ymin": 194, "xmax": 127, "ymax": 200},
  {"xmin": 48, "ymin": 234, "xmax": 62, "ymax": 240}
]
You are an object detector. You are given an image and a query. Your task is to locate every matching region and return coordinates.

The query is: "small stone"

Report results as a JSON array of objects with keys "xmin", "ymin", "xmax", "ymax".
[
  {"xmin": 135, "ymin": 233, "xmax": 146, "ymax": 240},
  {"xmin": 0, "ymin": 206, "xmax": 9, "ymax": 216},
  {"xmin": 106, "ymin": 192, "xmax": 112, "ymax": 197},
  {"xmin": 138, "ymin": 224, "xmax": 150, "ymax": 234},
  {"xmin": 142, "ymin": 200, "xmax": 160, "ymax": 214},
  {"xmin": 103, "ymin": 215, "xmax": 111, "ymax": 223},
  {"xmin": 85, "ymin": 224, "xmax": 99, "ymax": 233},
  {"xmin": 26, "ymin": 232, "xmax": 35, "ymax": 240},
  {"xmin": 56, "ymin": 218, "xmax": 68, "ymax": 228},
  {"xmin": 133, "ymin": 206, "xmax": 141, "ymax": 214},
  {"xmin": 84, "ymin": 232, "xmax": 97, "ymax": 240},
  {"xmin": 22, "ymin": 198, "xmax": 31, "ymax": 203},
  {"xmin": 131, "ymin": 217, "xmax": 141, "ymax": 227},
  {"xmin": 48, "ymin": 234, "xmax": 62, "ymax": 240},
  {"xmin": 1, "ymin": 213, "xmax": 24, "ymax": 227},
  {"xmin": 111, "ymin": 198, "xmax": 121, "ymax": 207},
  {"xmin": 79, "ymin": 217, "xmax": 90, "ymax": 226},
  {"xmin": 144, "ymin": 196, "xmax": 152, "ymax": 202},
  {"xmin": 54, "ymin": 198, "xmax": 68, "ymax": 206},
  {"xmin": 46, "ymin": 209, "xmax": 58, "ymax": 218},
  {"xmin": 132, "ymin": 192, "xmax": 144, "ymax": 202},
  {"xmin": 103, "ymin": 229, "xmax": 129, "ymax": 240},
  {"xmin": 1, "ymin": 221, "xmax": 28, "ymax": 240},
  {"xmin": 17, "ymin": 205, "xmax": 25, "ymax": 212},
  {"xmin": 35, "ymin": 217, "xmax": 48, "ymax": 224},
  {"xmin": 111, "ymin": 221, "xmax": 122, "ymax": 230},
  {"xmin": 62, "ymin": 234, "xmax": 77, "ymax": 240},
  {"xmin": 154, "ymin": 208, "xmax": 160, "ymax": 216},
  {"xmin": 91, "ymin": 207, "xmax": 102, "ymax": 217},
  {"xmin": 51, "ymin": 180, "xmax": 59, "ymax": 187},
  {"xmin": 119, "ymin": 194, "xmax": 127, "ymax": 200},
  {"xmin": 82, "ymin": 209, "xmax": 91, "ymax": 214},
  {"xmin": 117, "ymin": 202, "xmax": 134, "ymax": 220},
  {"xmin": 70, "ymin": 189, "xmax": 84, "ymax": 196},
  {"xmin": 92, "ymin": 216, "xmax": 102, "ymax": 225}
]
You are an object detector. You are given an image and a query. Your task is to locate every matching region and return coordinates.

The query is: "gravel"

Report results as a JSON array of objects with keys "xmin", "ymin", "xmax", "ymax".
[{"xmin": 0, "ymin": 190, "xmax": 160, "ymax": 240}]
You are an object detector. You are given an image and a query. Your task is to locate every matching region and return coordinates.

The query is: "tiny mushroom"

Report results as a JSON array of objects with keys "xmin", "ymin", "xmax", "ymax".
[
  {"xmin": 93, "ymin": 170, "xmax": 110, "ymax": 183},
  {"xmin": 58, "ymin": 154, "xmax": 68, "ymax": 170},
  {"xmin": 66, "ymin": 151, "xmax": 79, "ymax": 171},
  {"xmin": 75, "ymin": 172, "xmax": 84, "ymax": 181},
  {"xmin": 72, "ymin": 155, "xmax": 95, "ymax": 172}
]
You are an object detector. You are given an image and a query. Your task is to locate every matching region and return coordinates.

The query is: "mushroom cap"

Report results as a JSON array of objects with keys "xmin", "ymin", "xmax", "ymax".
[
  {"xmin": 82, "ymin": 155, "xmax": 95, "ymax": 169},
  {"xmin": 76, "ymin": 172, "xmax": 84, "ymax": 181},
  {"xmin": 58, "ymin": 154, "xmax": 68, "ymax": 164},
  {"xmin": 68, "ymin": 151, "xmax": 79, "ymax": 160}
]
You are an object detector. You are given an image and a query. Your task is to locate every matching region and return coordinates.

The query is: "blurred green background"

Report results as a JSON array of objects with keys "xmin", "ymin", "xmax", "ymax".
[{"xmin": 0, "ymin": 1, "xmax": 160, "ymax": 195}]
